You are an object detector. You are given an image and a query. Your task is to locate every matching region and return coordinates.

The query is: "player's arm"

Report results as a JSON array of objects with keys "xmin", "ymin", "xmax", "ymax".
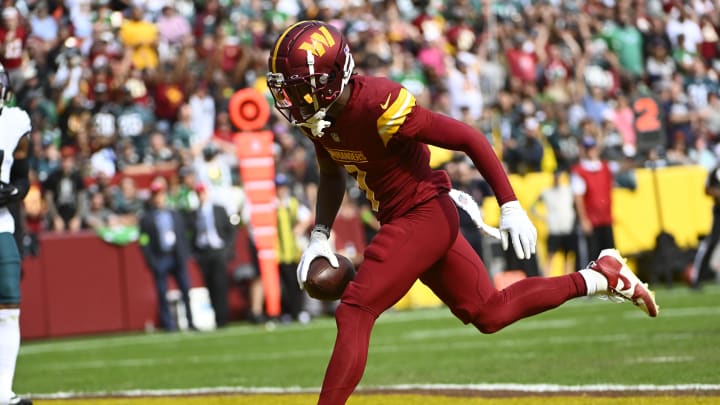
[
  {"xmin": 407, "ymin": 107, "xmax": 516, "ymax": 205},
  {"xmin": 295, "ymin": 143, "xmax": 344, "ymax": 288},
  {"xmin": 400, "ymin": 105, "xmax": 536, "ymax": 259},
  {"xmin": 0, "ymin": 134, "xmax": 30, "ymax": 208},
  {"xmin": 313, "ymin": 144, "xmax": 346, "ymax": 231},
  {"xmin": 10, "ymin": 135, "xmax": 30, "ymax": 201}
]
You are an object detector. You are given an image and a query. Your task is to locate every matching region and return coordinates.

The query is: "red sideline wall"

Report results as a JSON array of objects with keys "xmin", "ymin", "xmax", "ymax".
[{"xmin": 20, "ymin": 228, "xmax": 253, "ymax": 340}]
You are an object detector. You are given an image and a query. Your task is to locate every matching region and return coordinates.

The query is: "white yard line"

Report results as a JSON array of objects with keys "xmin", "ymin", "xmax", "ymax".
[{"xmin": 27, "ymin": 383, "xmax": 720, "ymax": 400}]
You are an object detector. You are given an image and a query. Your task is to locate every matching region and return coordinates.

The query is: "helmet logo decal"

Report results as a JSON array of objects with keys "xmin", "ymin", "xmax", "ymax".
[{"xmin": 298, "ymin": 26, "xmax": 335, "ymax": 57}]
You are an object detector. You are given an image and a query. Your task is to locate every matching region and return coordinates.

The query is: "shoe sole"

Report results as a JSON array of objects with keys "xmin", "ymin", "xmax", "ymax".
[
  {"xmin": 599, "ymin": 249, "xmax": 660, "ymax": 318},
  {"xmin": 609, "ymin": 282, "xmax": 659, "ymax": 317}
]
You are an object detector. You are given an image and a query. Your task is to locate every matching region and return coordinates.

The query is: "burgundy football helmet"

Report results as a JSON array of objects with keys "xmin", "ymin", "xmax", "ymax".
[{"xmin": 267, "ymin": 21, "xmax": 354, "ymax": 128}]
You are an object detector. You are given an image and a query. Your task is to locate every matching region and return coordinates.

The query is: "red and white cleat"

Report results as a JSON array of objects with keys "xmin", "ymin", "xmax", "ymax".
[{"xmin": 589, "ymin": 249, "xmax": 659, "ymax": 317}]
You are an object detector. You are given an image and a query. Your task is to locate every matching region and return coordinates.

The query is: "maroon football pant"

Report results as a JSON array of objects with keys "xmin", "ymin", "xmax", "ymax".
[{"xmin": 317, "ymin": 193, "xmax": 587, "ymax": 405}]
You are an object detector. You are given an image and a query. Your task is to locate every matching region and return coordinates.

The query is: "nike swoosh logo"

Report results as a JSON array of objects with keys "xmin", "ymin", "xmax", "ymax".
[{"xmin": 380, "ymin": 93, "xmax": 392, "ymax": 110}]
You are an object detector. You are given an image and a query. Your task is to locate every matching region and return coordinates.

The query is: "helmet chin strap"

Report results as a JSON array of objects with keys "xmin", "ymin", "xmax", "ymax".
[{"xmin": 294, "ymin": 108, "xmax": 331, "ymax": 137}]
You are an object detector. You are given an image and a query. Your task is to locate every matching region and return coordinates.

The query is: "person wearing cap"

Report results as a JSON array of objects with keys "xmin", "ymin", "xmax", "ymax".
[
  {"xmin": 138, "ymin": 177, "xmax": 196, "ymax": 332},
  {"xmin": 571, "ymin": 136, "xmax": 616, "ymax": 266},
  {"xmin": 189, "ymin": 182, "xmax": 234, "ymax": 328}
]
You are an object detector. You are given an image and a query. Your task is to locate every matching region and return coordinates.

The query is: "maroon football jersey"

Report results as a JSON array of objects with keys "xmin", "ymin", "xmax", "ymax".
[{"xmin": 308, "ymin": 75, "xmax": 451, "ymax": 224}]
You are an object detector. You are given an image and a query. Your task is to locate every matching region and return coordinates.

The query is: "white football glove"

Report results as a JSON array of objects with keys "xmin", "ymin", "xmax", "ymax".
[
  {"xmin": 296, "ymin": 229, "xmax": 339, "ymax": 289},
  {"xmin": 499, "ymin": 200, "xmax": 537, "ymax": 260},
  {"xmin": 449, "ymin": 189, "xmax": 501, "ymax": 240}
]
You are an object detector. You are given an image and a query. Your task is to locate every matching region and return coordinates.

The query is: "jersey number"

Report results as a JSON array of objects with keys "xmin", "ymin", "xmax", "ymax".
[
  {"xmin": 344, "ymin": 165, "xmax": 379, "ymax": 211},
  {"xmin": 633, "ymin": 97, "xmax": 662, "ymax": 133}
]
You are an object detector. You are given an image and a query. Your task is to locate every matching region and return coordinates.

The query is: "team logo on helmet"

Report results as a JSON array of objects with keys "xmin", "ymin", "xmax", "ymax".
[{"xmin": 298, "ymin": 26, "xmax": 336, "ymax": 58}]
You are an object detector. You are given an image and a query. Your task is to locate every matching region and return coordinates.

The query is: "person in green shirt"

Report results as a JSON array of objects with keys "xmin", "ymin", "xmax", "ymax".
[{"xmin": 604, "ymin": 14, "xmax": 644, "ymax": 77}]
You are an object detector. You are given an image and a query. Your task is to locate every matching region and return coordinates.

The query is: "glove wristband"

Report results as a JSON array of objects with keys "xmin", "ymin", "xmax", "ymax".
[
  {"xmin": 313, "ymin": 224, "xmax": 331, "ymax": 238},
  {"xmin": 500, "ymin": 200, "xmax": 522, "ymax": 211}
]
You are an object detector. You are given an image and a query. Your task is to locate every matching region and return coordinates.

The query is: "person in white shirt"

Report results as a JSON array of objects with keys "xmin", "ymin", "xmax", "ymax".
[
  {"xmin": 192, "ymin": 183, "xmax": 234, "ymax": 328},
  {"xmin": 531, "ymin": 170, "xmax": 578, "ymax": 277}
]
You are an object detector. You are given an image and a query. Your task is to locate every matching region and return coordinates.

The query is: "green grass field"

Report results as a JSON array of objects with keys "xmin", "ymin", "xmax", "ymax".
[{"xmin": 15, "ymin": 284, "xmax": 720, "ymax": 403}]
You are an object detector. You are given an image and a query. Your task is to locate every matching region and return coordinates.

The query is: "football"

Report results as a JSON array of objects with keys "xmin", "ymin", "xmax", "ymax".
[{"xmin": 304, "ymin": 254, "xmax": 356, "ymax": 301}]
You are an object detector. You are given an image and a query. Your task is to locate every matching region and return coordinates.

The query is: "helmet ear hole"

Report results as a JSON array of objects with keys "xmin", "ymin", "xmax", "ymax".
[{"xmin": 318, "ymin": 74, "xmax": 328, "ymax": 85}]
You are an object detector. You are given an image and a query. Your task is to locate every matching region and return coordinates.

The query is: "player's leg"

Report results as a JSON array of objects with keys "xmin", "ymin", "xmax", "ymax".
[
  {"xmin": 0, "ymin": 232, "xmax": 25, "ymax": 404},
  {"xmin": 318, "ymin": 195, "xmax": 459, "ymax": 405},
  {"xmin": 563, "ymin": 233, "xmax": 579, "ymax": 275},
  {"xmin": 422, "ymin": 235, "xmax": 658, "ymax": 334},
  {"xmin": 421, "ymin": 234, "xmax": 587, "ymax": 333},
  {"xmin": 544, "ymin": 234, "xmax": 560, "ymax": 277},
  {"xmin": 694, "ymin": 211, "xmax": 720, "ymax": 287}
]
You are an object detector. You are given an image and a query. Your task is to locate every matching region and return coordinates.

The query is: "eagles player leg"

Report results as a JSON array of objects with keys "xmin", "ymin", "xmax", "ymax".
[
  {"xmin": 0, "ymin": 64, "xmax": 33, "ymax": 405},
  {"xmin": 318, "ymin": 195, "xmax": 460, "ymax": 405},
  {"xmin": 0, "ymin": 235, "xmax": 29, "ymax": 405}
]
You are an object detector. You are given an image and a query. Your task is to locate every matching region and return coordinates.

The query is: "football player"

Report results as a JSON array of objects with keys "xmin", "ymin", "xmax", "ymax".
[
  {"xmin": 267, "ymin": 21, "xmax": 658, "ymax": 405},
  {"xmin": 0, "ymin": 64, "xmax": 32, "ymax": 405}
]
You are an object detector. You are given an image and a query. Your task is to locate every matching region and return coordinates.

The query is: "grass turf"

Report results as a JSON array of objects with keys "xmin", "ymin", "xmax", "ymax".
[{"xmin": 15, "ymin": 284, "xmax": 720, "ymax": 399}]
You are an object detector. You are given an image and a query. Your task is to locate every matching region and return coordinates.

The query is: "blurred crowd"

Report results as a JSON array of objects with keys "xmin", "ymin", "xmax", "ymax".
[{"xmin": 1, "ymin": 0, "xmax": 718, "ymax": 233}]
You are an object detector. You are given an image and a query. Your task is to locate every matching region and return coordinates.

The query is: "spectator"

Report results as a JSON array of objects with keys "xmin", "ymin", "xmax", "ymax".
[
  {"xmin": 119, "ymin": 6, "xmax": 159, "ymax": 71},
  {"xmin": 646, "ymin": 38, "xmax": 676, "ymax": 87},
  {"xmin": 110, "ymin": 176, "xmax": 143, "ymax": 223},
  {"xmin": 172, "ymin": 103, "xmax": 195, "ymax": 150},
  {"xmin": 191, "ymin": 183, "xmax": 234, "ymax": 328},
  {"xmin": 167, "ymin": 165, "xmax": 199, "ymax": 213},
  {"xmin": 43, "ymin": 146, "xmax": 86, "ymax": 232},
  {"xmin": 28, "ymin": 2, "xmax": 58, "ymax": 54},
  {"xmin": 117, "ymin": 84, "xmax": 155, "ymax": 157},
  {"xmin": 445, "ymin": 52, "xmax": 483, "ymax": 122},
  {"xmin": 138, "ymin": 178, "xmax": 196, "ymax": 332},
  {"xmin": 531, "ymin": 170, "xmax": 578, "ymax": 277},
  {"xmin": 0, "ymin": 7, "xmax": 28, "ymax": 91},
  {"xmin": 144, "ymin": 131, "xmax": 179, "ymax": 168},
  {"xmin": 156, "ymin": 5, "xmax": 191, "ymax": 51},
  {"xmin": 188, "ymin": 82, "xmax": 216, "ymax": 149},
  {"xmin": 275, "ymin": 173, "xmax": 312, "ymax": 323},
  {"xmin": 571, "ymin": 137, "xmax": 616, "ymax": 266},
  {"xmin": 604, "ymin": 13, "xmax": 644, "ymax": 78},
  {"xmin": 84, "ymin": 187, "xmax": 115, "ymax": 231}
]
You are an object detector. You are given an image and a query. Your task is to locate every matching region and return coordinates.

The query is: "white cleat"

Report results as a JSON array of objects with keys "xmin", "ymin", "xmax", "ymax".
[{"xmin": 589, "ymin": 249, "xmax": 659, "ymax": 317}]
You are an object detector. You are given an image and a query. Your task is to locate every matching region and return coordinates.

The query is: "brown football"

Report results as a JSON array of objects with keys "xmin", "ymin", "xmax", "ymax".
[{"xmin": 304, "ymin": 254, "xmax": 356, "ymax": 301}]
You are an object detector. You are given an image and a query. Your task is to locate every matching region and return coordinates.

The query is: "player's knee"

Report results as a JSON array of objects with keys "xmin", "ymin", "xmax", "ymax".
[
  {"xmin": 472, "ymin": 319, "xmax": 503, "ymax": 334},
  {"xmin": 334, "ymin": 302, "xmax": 377, "ymax": 331},
  {"xmin": 469, "ymin": 304, "xmax": 507, "ymax": 334}
]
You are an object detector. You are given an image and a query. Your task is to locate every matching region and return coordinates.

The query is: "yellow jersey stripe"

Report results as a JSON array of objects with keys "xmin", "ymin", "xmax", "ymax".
[
  {"xmin": 271, "ymin": 21, "xmax": 306, "ymax": 73},
  {"xmin": 377, "ymin": 88, "xmax": 416, "ymax": 146}
]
